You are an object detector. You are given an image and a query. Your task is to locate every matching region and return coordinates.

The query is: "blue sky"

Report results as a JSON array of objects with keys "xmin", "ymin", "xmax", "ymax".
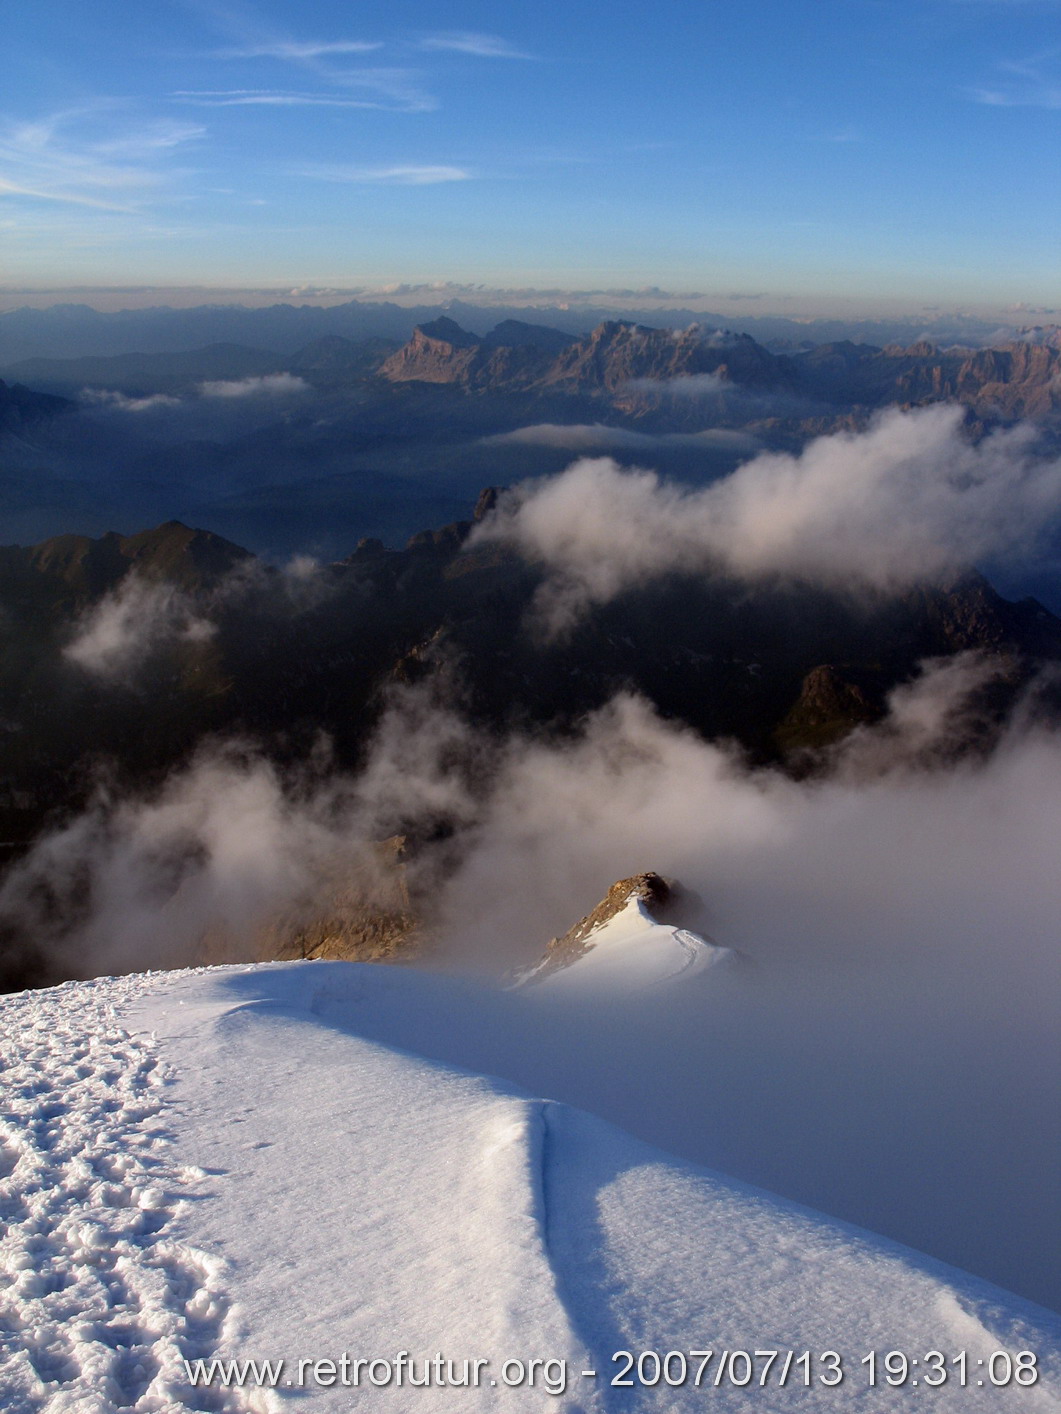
[{"xmin": 2, "ymin": 0, "xmax": 1059, "ymax": 312}]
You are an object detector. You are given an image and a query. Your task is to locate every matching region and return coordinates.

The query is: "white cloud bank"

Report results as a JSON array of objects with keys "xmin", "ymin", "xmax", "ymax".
[{"xmin": 474, "ymin": 404, "xmax": 1061, "ymax": 632}]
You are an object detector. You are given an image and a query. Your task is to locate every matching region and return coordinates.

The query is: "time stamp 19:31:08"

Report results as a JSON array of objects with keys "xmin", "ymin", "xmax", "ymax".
[{"xmin": 604, "ymin": 1348, "xmax": 1040, "ymax": 1388}]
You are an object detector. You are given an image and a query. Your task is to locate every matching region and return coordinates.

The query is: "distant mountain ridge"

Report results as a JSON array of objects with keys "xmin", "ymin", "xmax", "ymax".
[
  {"xmin": 1, "ymin": 336, "xmax": 404, "ymax": 397},
  {"xmin": 378, "ymin": 317, "xmax": 576, "ymax": 389},
  {"xmin": 6, "ymin": 317, "xmax": 1060, "ymax": 419},
  {"xmin": 792, "ymin": 337, "xmax": 1061, "ymax": 418},
  {"xmin": 2, "ymin": 296, "xmax": 1055, "ymax": 364},
  {"xmin": 374, "ymin": 316, "xmax": 1061, "ymax": 419},
  {"xmin": 379, "ymin": 318, "xmax": 797, "ymax": 395}
]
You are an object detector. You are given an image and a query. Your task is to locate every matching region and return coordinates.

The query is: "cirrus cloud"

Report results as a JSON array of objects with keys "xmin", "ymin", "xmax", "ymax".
[
  {"xmin": 419, "ymin": 32, "xmax": 535, "ymax": 59},
  {"xmin": 297, "ymin": 163, "xmax": 473, "ymax": 185}
]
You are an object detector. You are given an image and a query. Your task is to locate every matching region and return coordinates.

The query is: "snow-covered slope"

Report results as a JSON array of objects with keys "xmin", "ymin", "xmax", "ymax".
[
  {"xmin": 2, "ymin": 960, "xmax": 1059, "ymax": 1413},
  {"xmin": 514, "ymin": 893, "xmax": 729, "ymax": 990}
]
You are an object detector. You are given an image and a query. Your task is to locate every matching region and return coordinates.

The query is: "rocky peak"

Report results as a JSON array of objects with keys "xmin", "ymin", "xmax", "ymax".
[
  {"xmin": 473, "ymin": 486, "xmax": 501, "ymax": 522},
  {"xmin": 379, "ymin": 318, "xmax": 564, "ymax": 388},
  {"xmin": 27, "ymin": 521, "xmax": 251, "ymax": 599},
  {"xmin": 415, "ymin": 317, "xmax": 482, "ymax": 348},
  {"xmin": 378, "ymin": 319, "xmax": 484, "ymax": 383},
  {"xmin": 518, "ymin": 873, "xmax": 675, "ymax": 983}
]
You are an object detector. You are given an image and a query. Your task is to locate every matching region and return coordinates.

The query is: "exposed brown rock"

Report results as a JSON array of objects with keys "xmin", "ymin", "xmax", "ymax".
[
  {"xmin": 524, "ymin": 872, "xmax": 675, "ymax": 983},
  {"xmin": 378, "ymin": 318, "xmax": 792, "ymax": 399},
  {"xmin": 198, "ymin": 836, "xmax": 423, "ymax": 967},
  {"xmin": 540, "ymin": 322, "xmax": 792, "ymax": 397},
  {"xmin": 379, "ymin": 319, "xmax": 483, "ymax": 384}
]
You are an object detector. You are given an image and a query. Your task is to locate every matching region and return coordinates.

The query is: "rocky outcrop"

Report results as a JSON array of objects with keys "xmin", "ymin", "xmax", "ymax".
[
  {"xmin": 378, "ymin": 318, "xmax": 484, "ymax": 384},
  {"xmin": 520, "ymin": 873, "xmax": 676, "ymax": 983},
  {"xmin": 200, "ymin": 837, "xmax": 423, "ymax": 966},
  {"xmin": 775, "ymin": 665, "xmax": 878, "ymax": 752}
]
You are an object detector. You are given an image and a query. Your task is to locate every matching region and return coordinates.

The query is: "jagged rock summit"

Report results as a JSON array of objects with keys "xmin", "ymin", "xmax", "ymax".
[
  {"xmin": 377, "ymin": 317, "xmax": 792, "ymax": 397},
  {"xmin": 513, "ymin": 872, "xmax": 730, "ymax": 990},
  {"xmin": 378, "ymin": 316, "xmax": 577, "ymax": 389}
]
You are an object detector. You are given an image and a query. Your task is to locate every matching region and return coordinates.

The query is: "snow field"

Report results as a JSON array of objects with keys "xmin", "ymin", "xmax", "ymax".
[
  {"xmin": 0, "ymin": 974, "xmax": 248, "ymax": 1413},
  {"xmin": 140, "ymin": 962, "xmax": 1061, "ymax": 1411},
  {"xmin": 1, "ymin": 948, "xmax": 1060, "ymax": 1411},
  {"xmin": 519, "ymin": 896, "xmax": 730, "ymax": 990}
]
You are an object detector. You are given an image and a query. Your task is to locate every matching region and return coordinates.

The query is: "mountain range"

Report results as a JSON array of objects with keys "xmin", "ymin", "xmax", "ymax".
[
  {"xmin": 3, "ymin": 296, "xmax": 1058, "ymax": 364},
  {"xmin": 7, "ymin": 317, "xmax": 1061, "ymax": 419}
]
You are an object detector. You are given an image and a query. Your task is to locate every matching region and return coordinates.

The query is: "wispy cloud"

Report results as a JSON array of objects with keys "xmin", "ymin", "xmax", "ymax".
[
  {"xmin": 419, "ymin": 32, "xmax": 535, "ymax": 60},
  {"xmin": 969, "ymin": 83, "xmax": 1061, "ymax": 105},
  {"xmin": 175, "ymin": 89, "xmax": 392, "ymax": 109},
  {"xmin": 180, "ymin": 66, "xmax": 435, "ymax": 112},
  {"xmin": 966, "ymin": 48, "xmax": 1061, "ymax": 106},
  {"xmin": 0, "ymin": 177, "xmax": 135, "ymax": 212},
  {"xmin": 93, "ymin": 123, "xmax": 207, "ymax": 158},
  {"xmin": 0, "ymin": 110, "xmax": 203, "ymax": 213},
  {"xmin": 201, "ymin": 10, "xmax": 436, "ymax": 111},
  {"xmin": 215, "ymin": 40, "xmax": 383, "ymax": 60},
  {"xmin": 297, "ymin": 164, "xmax": 473, "ymax": 185}
]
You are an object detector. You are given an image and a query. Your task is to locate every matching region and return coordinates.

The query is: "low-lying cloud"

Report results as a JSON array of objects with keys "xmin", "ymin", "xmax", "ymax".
[
  {"xmin": 622, "ymin": 372, "xmax": 727, "ymax": 398},
  {"xmin": 474, "ymin": 404, "xmax": 1061, "ymax": 632},
  {"xmin": 198, "ymin": 373, "xmax": 309, "ymax": 398},
  {"xmin": 64, "ymin": 576, "xmax": 215, "ymax": 682},
  {"xmin": 62, "ymin": 556, "xmax": 338, "ymax": 685},
  {"xmin": 78, "ymin": 373, "xmax": 309, "ymax": 415},
  {"xmin": 424, "ymin": 670, "xmax": 1061, "ymax": 1308},
  {"xmin": 0, "ymin": 684, "xmax": 487, "ymax": 975},
  {"xmin": 79, "ymin": 388, "xmax": 182, "ymax": 414},
  {"xmin": 483, "ymin": 423, "xmax": 756, "ymax": 452}
]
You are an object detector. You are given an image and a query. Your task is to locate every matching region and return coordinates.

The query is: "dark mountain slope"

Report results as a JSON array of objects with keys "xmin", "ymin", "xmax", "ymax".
[
  {"xmin": 1, "ymin": 345, "xmax": 284, "ymax": 397},
  {"xmin": 0, "ymin": 500, "xmax": 1058, "ymax": 864},
  {"xmin": 0, "ymin": 381, "xmax": 72, "ymax": 433},
  {"xmin": 4, "ymin": 522, "xmax": 251, "ymax": 609}
]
